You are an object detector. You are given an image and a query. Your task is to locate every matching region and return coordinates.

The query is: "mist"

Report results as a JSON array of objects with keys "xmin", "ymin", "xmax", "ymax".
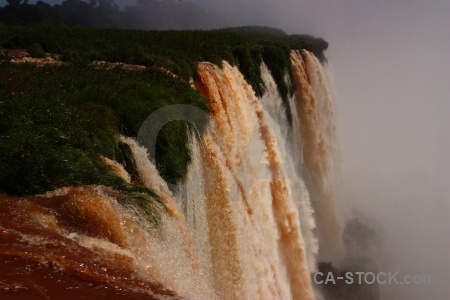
[{"xmin": 184, "ymin": 0, "xmax": 450, "ymax": 299}]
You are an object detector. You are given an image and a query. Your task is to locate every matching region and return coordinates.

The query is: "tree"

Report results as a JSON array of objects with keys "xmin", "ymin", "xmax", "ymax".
[
  {"xmin": 7, "ymin": 0, "xmax": 23, "ymax": 5},
  {"xmin": 28, "ymin": 43, "xmax": 46, "ymax": 58}
]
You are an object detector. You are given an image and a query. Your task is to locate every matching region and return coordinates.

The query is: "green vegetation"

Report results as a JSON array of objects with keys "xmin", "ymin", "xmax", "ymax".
[
  {"xmin": 0, "ymin": 23, "xmax": 328, "ymax": 198},
  {"xmin": 0, "ymin": 64, "xmax": 208, "ymax": 196},
  {"xmin": 105, "ymin": 186, "xmax": 165, "ymax": 225},
  {"xmin": 0, "ymin": 24, "xmax": 328, "ymax": 99},
  {"xmin": 28, "ymin": 42, "xmax": 46, "ymax": 58}
]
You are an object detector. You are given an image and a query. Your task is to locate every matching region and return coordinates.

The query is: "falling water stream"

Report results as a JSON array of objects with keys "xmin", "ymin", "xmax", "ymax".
[{"xmin": 0, "ymin": 50, "xmax": 341, "ymax": 300}]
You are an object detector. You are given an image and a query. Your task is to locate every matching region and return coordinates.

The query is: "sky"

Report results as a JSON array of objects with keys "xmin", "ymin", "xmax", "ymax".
[{"xmin": 5, "ymin": 0, "xmax": 450, "ymax": 299}]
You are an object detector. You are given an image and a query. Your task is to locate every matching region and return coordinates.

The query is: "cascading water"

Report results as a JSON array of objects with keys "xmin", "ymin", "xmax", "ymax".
[
  {"xmin": 183, "ymin": 52, "xmax": 342, "ymax": 298},
  {"xmin": 290, "ymin": 50, "xmax": 343, "ymax": 262},
  {"xmin": 177, "ymin": 131, "xmax": 213, "ymax": 281},
  {"xmin": 260, "ymin": 61, "xmax": 318, "ymax": 273},
  {"xmin": 119, "ymin": 137, "xmax": 217, "ymax": 299},
  {"xmin": 194, "ymin": 61, "xmax": 316, "ymax": 300},
  {"xmin": 0, "ymin": 50, "xmax": 342, "ymax": 300}
]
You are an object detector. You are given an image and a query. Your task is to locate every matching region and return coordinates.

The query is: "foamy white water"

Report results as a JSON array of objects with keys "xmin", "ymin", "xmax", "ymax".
[
  {"xmin": 119, "ymin": 136, "xmax": 218, "ymax": 299},
  {"xmin": 290, "ymin": 50, "xmax": 343, "ymax": 262},
  {"xmin": 260, "ymin": 62, "xmax": 319, "ymax": 272},
  {"xmin": 59, "ymin": 53, "xmax": 343, "ymax": 299},
  {"xmin": 194, "ymin": 61, "xmax": 315, "ymax": 299}
]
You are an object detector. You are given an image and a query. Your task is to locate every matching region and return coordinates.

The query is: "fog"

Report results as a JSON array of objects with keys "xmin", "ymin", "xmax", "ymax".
[{"xmin": 182, "ymin": 0, "xmax": 450, "ymax": 299}]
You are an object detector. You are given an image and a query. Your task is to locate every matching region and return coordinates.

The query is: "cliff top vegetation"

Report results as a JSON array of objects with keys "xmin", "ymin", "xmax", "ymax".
[{"xmin": 0, "ymin": 19, "xmax": 328, "ymax": 197}]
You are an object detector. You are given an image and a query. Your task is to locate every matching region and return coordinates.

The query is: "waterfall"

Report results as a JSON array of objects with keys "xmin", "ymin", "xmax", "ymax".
[
  {"xmin": 119, "ymin": 136, "xmax": 217, "ymax": 299},
  {"xmin": 177, "ymin": 130, "xmax": 214, "ymax": 283},
  {"xmin": 0, "ymin": 50, "xmax": 342, "ymax": 300},
  {"xmin": 194, "ymin": 61, "xmax": 315, "ymax": 299},
  {"xmin": 260, "ymin": 61, "xmax": 318, "ymax": 272},
  {"xmin": 290, "ymin": 50, "xmax": 343, "ymax": 261},
  {"xmin": 185, "ymin": 52, "xmax": 342, "ymax": 298}
]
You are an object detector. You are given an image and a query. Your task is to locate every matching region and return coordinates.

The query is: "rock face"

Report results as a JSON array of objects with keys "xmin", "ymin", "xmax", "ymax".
[
  {"xmin": 0, "ymin": 49, "xmax": 28, "ymax": 59},
  {"xmin": 1, "ymin": 50, "xmax": 184, "ymax": 75},
  {"xmin": 1, "ymin": 48, "xmax": 68, "ymax": 67},
  {"xmin": 91, "ymin": 60, "xmax": 148, "ymax": 71},
  {"xmin": 10, "ymin": 55, "xmax": 68, "ymax": 67}
]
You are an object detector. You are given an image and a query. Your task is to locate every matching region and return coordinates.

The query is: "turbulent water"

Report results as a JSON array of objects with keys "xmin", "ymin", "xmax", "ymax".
[
  {"xmin": 290, "ymin": 51, "xmax": 343, "ymax": 262},
  {"xmin": 0, "ymin": 50, "xmax": 341, "ymax": 299}
]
